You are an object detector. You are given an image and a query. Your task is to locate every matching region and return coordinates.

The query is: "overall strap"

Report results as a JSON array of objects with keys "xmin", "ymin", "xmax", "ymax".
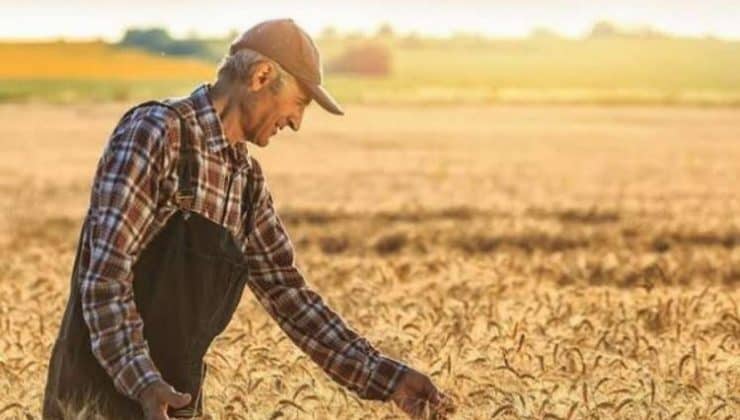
[
  {"xmin": 243, "ymin": 165, "xmax": 256, "ymax": 236},
  {"xmin": 118, "ymin": 100, "xmax": 197, "ymax": 212}
]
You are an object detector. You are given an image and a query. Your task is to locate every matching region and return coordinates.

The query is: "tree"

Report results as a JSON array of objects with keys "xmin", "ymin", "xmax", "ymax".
[
  {"xmin": 118, "ymin": 27, "xmax": 212, "ymax": 60},
  {"xmin": 376, "ymin": 22, "xmax": 395, "ymax": 38},
  {"xmin": 327, "ymin": 42, "xmax": 392, "ymax": 76},
  {"xmin": 120, "ymin": 28, "xmax": 173, "ymax": 52},
  {"xmin": 399, "ymin": 32, "xmax": 423, "ymax": 48},
  {"xmin": 320, "ymin": 26, "xmax": 338, "ymax": 41},
  {"xmin": 530, "ymin": 27, "xmax": 562, "ymax": 40},
  {"xmin": 589, "ymin": 21, "xmax": 619, "ymax": 38}
]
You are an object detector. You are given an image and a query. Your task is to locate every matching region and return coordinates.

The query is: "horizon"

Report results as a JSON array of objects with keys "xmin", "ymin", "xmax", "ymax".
[{"xmin": 2, "ymin": 0, "xmax": 740, "ymax": 41}]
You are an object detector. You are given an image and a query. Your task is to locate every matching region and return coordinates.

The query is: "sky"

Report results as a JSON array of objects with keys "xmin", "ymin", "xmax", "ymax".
[{"xmin": 1, "ymin": 0, "xmax": 739, "ymax": 41}]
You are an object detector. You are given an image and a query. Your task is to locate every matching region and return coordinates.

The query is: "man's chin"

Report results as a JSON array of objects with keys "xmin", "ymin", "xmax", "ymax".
[{"xmin": 246, "ymin": 137, "xmax": 270, "ymax": 147}]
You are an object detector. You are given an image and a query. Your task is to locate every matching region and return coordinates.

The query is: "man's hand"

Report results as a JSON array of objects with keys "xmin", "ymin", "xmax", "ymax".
[
  {"xmin": 391, "ymin": 368, "xmax": 456, "ymax": 419},
  {"xmin": 137, "ymin": 380, "xmax": 191, "ymax": 420}
]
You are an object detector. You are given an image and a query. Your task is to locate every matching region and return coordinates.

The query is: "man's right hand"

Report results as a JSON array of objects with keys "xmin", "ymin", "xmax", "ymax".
[
  {"xmin": 138, "ymin": 380, "xmax": 192, "ymax": 420},
  {"xmin": 391, "ymin": 368, "xmax": 455, "ymax": 419}
]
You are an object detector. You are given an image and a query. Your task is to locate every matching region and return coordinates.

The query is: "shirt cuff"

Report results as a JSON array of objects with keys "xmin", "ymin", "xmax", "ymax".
[
  {"xmin": 361, "ymin": 355, "xmax": 410, "ymax": 401},
  {"xmin": 112, "ymin": 352, "xmax": 163, "ymax": 401}
]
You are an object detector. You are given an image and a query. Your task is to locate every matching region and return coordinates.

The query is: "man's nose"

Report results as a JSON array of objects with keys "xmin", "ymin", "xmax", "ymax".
[{"xmin": 288, "ymin": 115, "xmax": 302, "ymax": 131}]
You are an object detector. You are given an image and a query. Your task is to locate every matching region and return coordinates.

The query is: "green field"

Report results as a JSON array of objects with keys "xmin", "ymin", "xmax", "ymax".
[
  {"xmin": 0, "ymin": 79, "xmax": 202, "ymax": 103},
  {"xmin": 2, "ymin": 36, "xmax": 740, "ymax": 105}
]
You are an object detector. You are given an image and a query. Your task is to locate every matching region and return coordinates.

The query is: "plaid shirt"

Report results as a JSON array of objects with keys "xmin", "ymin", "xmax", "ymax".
[{"xmin": 78, "ymin": 84, "xmax": 408, "ymax": 402}]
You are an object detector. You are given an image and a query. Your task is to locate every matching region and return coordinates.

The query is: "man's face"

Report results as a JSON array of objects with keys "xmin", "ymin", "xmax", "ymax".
[{"xmin": 243, "ymin": 73, "xmax": 312, "ymax": 147}]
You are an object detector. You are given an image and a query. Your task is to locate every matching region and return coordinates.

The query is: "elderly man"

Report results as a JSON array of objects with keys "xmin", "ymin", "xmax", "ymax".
[{"xmin": 42, "ymin": 19, "xmax": 452, "ymax": 419}]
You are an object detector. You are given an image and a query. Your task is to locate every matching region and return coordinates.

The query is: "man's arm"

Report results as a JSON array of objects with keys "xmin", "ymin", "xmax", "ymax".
[
  {"xmin": 243, "ymin": 162, "xmax": 409, "ymax": 401},
  {"xmin": 79, "ymin": 109, "xmax": 172, "ymax": 400}
]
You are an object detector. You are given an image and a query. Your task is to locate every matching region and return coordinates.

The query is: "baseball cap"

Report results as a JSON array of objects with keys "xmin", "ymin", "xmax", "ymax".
[{"xmin": 229, "ymin": 18, "xmax": 344, "ymax": 116}]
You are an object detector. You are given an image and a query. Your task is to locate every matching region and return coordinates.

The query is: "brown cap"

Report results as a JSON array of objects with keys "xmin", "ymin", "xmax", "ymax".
[{"xmin": 229, "ymin": 18, "xmax": 344, "ymax": 116}]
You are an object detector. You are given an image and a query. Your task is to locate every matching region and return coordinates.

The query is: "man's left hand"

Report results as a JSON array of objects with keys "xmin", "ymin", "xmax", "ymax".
[{"xmin": 390, "ymin": 368, "xmax": 456, "ymax": 419}]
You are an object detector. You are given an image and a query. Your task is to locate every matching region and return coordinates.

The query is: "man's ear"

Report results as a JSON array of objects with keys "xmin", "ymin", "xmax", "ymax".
[{"xmin": 248, "ymin": 60, "xmax": 276, "ymax": 92}]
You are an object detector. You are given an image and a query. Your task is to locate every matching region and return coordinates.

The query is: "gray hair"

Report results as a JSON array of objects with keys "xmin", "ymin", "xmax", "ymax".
[{"xmin": 216, "ymin": 48, "xmax": 290, "ymax": 92}]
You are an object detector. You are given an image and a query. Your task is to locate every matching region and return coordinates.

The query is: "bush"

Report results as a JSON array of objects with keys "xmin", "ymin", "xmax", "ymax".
[
  {"xmin": 120, "ymin": 28, "xmax": 173, "ymax": 52},
  {"xmin": 327, "ymin": 43, "xmax": 391, "ymax": 76},
  {"xmin": 119, "ymin": 28, "xmax": 213, "ymax": 60}
]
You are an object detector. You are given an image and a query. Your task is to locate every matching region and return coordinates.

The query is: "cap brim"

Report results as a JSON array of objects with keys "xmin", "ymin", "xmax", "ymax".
[{"xmin": 304, "ymin": 83, "xmax": 344, "ymax": 116}]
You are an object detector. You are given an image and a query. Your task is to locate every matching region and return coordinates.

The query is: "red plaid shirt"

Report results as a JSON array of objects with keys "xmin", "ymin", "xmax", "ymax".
[{"xmin": 79, "ymin": 84, "xmax": 408, "ymax": 402}]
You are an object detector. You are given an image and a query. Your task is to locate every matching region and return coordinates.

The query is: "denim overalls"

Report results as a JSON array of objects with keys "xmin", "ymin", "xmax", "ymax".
[{"xmin": 43, "ymin": 100, "xmax": 255, "ymax": 419}]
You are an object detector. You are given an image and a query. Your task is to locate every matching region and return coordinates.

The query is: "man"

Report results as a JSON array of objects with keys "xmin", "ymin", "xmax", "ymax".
[{"xmin": 43, "ymin": 18, "xmax": 453, "ymax": 419}]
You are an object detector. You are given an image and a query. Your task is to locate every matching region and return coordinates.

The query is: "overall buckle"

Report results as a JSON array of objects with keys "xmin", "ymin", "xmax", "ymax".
[{"xmin": 175, "ymin": 191, "xmax": 195, "ymax": 218}]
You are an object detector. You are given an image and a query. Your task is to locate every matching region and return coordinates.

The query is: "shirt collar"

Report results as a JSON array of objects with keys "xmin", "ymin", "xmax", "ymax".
[{"xmin": 188, "ymin": 83, "xmax": 251, "ymax": 169}]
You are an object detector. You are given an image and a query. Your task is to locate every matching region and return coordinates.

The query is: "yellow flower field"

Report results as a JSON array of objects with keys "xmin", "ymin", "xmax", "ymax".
[{"xmin": 0, "ymin": 41, "xmax": 212, "ymax": 80}]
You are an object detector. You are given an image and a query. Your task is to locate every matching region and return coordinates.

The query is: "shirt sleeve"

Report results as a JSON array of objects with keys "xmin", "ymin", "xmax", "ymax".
[
  {"xmin": 243, "ymin": 161, "xmax": 409, "ymax": 401},
  {"xmin": 79, "ymin": 109, "xmax": 173, "ymax": 400}
]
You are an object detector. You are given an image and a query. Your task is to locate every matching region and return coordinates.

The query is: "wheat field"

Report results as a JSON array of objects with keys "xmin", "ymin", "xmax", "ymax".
[{"xmin": 0, "ymin": 103, "xmax": 739, "ymax": 419}]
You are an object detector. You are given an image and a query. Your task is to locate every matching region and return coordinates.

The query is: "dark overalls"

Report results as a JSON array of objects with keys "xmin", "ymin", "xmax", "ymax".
[{"xmin": 42, "ymin": 101, "xmax": 255, "ymax": 419}]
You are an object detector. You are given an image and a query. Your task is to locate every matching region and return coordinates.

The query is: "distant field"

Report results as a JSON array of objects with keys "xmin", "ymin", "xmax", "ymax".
[
  {"xmin": 0, "ymin": 41, "xmax": 212, "ymax": 80},
  {"xmin": 2, "ymin": 37, "xmax": 740, "ymax": 105},
  {"xmin": 1, "ymin": 103, "xmax": 739, "ymax": 418},
  {"xmin": 324, "ymin": 37, "xmax": 740, "ymax": 106},
  {"xmin": 0, "ymin": 79, "xmax": 205, "ymax": 103},
  {"xmin": 0, "ymin": 41, "xmax": 211, "ymax": 102}
]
